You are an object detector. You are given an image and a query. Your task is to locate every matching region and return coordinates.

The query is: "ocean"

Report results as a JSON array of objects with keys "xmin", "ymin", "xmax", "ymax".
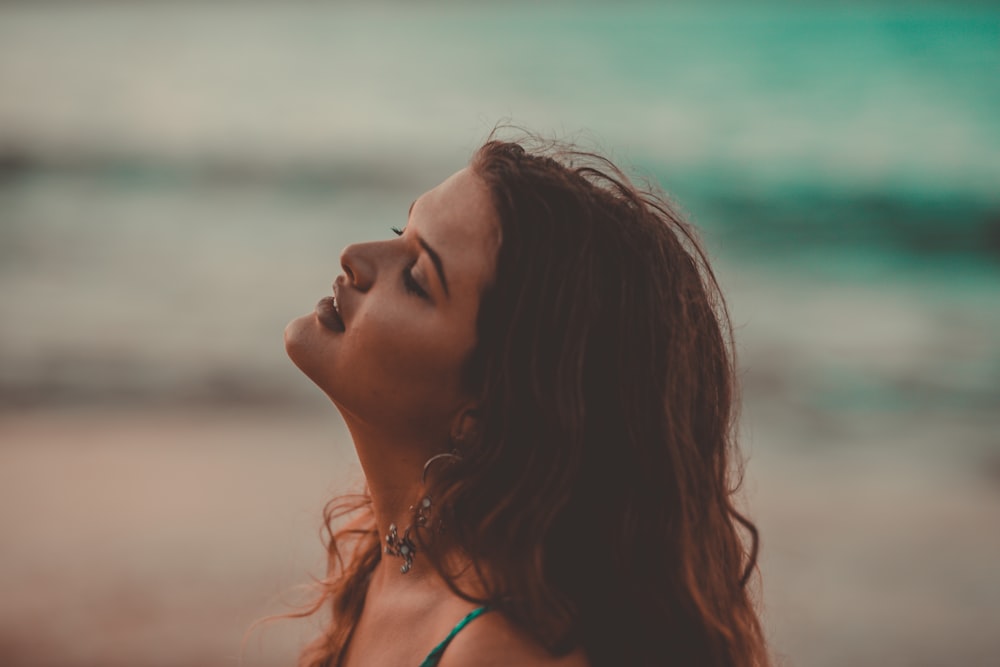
[{"xmin": 0, "ymin": 1, "xmax": 997, "ymax": 418}]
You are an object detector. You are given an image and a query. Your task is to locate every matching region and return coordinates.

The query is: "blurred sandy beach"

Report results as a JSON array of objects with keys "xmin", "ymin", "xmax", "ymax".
[
  {"xmin": 2, "ymin": 389, "xmax": 998, "ymax": 666},
  {"xmin": 0, "ymin": 407, "xmax": 355, "ymax": 667}
]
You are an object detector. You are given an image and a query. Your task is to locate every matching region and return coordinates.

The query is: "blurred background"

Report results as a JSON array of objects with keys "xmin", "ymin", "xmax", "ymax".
[{"xmin": 1, "ymin": 1, "xmax": 998, "ymax": 665}]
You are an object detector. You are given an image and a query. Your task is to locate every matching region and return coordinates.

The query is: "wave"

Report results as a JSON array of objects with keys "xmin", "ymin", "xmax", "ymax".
[
  {"xmin": 671, "ymin": 178, "xmax": 1000, "ymax": 264},
  {"xmin": 4, "ymin": 146, "xmax": 995, "ymax": 267}
]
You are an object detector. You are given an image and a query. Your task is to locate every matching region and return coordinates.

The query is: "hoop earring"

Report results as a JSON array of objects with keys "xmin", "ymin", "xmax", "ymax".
[{"xmin": 422, "ymin": 449, "xmax": 461, "ymax": 485}]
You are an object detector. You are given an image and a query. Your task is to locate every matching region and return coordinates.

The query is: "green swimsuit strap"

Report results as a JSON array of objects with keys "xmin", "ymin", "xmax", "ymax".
[{"xmin": 418, "ymin": 606, "xmax": 491, "ymax": 667}]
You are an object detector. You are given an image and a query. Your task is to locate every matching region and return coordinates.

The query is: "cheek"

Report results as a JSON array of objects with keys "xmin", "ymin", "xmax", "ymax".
[
  {"xmin": 336, "ymin": 307, "xmax": 476, "ymax": 425},
  {"xmin": 353, "ymin": 310, "xmax": 470, "ymax": 397}
]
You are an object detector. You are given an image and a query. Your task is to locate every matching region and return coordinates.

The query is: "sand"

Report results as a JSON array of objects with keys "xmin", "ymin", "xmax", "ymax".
[{"xmin": 1, "ymin": 405, "xmax": 998, "ymax": 667}]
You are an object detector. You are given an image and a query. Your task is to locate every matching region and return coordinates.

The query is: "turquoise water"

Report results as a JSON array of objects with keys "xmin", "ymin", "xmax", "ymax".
[
  {"xmin": 2, "ymin": 3, "xmax": 996, "ymax": 258},
  {"xmin": 0, "ymin": 2, "xmax": 997, "ymax": 410}
]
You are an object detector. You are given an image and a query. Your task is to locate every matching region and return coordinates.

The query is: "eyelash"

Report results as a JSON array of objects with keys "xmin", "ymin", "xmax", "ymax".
[{"xmin": 390, "ymin": 226, "xmax": 429, "ymax": 299}]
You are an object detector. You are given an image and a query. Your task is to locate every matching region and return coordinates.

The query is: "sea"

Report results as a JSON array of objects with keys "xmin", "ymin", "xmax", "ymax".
[{"xmin": 0, "ymin": 1, "xmax": 997, "ymax": 429}]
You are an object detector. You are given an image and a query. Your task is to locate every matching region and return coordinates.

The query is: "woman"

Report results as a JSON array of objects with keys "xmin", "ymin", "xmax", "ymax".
[{"xmin": 283, "ymin": 135, "xmax": 769, "ymax": 666}]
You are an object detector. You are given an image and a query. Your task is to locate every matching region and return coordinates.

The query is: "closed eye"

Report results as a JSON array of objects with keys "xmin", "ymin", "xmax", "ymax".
[
  {"xmin": 392, "ymin": 227, "xmax": 429, "ymax": 298},
  {"xmin": 403, "ymin": 264, "xmax": 429, "ymax": 298}
]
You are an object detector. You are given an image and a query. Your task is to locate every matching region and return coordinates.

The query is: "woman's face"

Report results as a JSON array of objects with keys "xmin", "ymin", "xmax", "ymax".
[{"xmin": 284, "ymin": 167, "xmax": 499, "ymax": 441}]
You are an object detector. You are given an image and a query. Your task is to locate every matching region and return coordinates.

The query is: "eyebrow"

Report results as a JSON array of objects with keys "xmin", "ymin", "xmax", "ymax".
[{"xmin": 407, "ymin": 200, "xmax": 450, "ymax": 298}]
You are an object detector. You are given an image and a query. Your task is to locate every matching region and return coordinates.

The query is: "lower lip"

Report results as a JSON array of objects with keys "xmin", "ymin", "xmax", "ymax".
[{"xmin": 315, "ymin": 297, "xmax": 345, "ymax": 332}]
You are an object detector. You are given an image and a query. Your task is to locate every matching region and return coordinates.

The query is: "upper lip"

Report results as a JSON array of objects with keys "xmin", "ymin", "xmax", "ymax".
[{"xmin": 332, "ymin": 277, "xmax": 346, "ymax": 325}]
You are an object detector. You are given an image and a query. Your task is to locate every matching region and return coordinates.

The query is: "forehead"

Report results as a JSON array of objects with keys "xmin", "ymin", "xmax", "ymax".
[{"xmin": 410, "ymin": 167, "xmax": 500, "ymax": 296}]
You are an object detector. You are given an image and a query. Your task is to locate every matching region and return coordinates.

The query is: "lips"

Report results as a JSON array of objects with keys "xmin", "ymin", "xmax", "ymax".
[{"xmin": 316, "ymin": 293, "xmax": 345, "ymax": 332}]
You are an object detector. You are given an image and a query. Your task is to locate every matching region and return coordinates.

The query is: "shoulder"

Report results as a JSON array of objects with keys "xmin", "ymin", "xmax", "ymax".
[{"xmin": 436, "ymin": 610, "xmax": 590, "ymax": 667}]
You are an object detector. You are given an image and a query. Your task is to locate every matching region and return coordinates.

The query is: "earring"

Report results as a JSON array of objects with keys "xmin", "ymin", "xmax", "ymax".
[
  {"xmin": 382, "ymin": 450, "xmax": 461, "ymax": 575},
  {"xmin": 422, "ymin": 449, "xmax": 461, "ymax": 485},
  {"xmin": 383, "ymin": 496, "xmax": 431, "ymax": 574}
]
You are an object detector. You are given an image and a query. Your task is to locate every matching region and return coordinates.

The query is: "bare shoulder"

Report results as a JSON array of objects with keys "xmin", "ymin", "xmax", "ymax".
[{"xmin": 437, "ymin": 610, "xmax": 590, "ymax": 667}]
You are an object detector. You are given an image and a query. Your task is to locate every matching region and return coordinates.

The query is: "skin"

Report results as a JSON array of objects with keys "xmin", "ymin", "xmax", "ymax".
[
  {"xmin": 284, "ymin": 167, "xmax": 588, "ymax": 667},
  {"xmin": 285, "ymin": 166, "xmax": 497, "ymax": 512}
]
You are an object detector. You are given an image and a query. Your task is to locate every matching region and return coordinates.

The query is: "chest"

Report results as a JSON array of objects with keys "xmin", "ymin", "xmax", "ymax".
[
  {"xmin": 340, "ymin": 596, "xmax": 472, "ymax": 667},
  {"xmin": 341, "ymin": 615, "xmax": 428, "ymax": 667}
]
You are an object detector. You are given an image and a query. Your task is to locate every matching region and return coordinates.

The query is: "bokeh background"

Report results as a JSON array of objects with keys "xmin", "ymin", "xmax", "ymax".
[{"xmin": 1, "ymin": 2, "xmax": 998, "ymax": 665}]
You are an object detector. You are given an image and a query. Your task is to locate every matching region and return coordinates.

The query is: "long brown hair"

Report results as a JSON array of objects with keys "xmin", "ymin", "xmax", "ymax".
[{"xmin": 296, "ymin": 134, "xmax": 768, "ymax": 667}]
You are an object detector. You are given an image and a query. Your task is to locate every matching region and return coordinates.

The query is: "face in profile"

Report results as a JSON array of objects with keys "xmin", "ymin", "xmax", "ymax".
[{"xmin": 284, "ymin": 167, "xmax": 499, "ymax": 444}]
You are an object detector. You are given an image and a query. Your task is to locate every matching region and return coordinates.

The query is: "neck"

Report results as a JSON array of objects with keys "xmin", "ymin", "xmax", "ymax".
[{"xmin": 340, "ymin": 412, "xmax": 446, "ymax": 585}]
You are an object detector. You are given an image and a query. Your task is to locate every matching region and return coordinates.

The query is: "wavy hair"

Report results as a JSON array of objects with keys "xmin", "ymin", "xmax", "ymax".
[{"xmin": 295, "ymin": 134, "xmax": 768, "ymax": 667}]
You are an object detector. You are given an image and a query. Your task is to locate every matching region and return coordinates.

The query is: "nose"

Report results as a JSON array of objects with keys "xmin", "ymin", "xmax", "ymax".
[{"xmin": 339, "ymin": 242, "xmax": 376, "ymax": 291}]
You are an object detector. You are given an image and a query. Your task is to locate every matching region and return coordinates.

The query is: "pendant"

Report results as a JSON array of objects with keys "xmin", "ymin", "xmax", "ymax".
[{"xmin": 383, "ymin": 497, "xmax": 432, "ymax": 574}]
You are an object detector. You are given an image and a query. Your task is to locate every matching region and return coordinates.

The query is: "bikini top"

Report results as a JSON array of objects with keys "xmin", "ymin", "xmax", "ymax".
[{"xmin": 418, "ymin": 606, "xmax": 491, "ymax": 667}]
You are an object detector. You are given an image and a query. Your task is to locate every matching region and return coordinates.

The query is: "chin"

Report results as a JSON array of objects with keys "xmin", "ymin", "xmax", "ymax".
[
  {"xmin": 284, "ymin": 313, "xmax": 320, "ymax": 376},
  {"xmin": 284, "ymin": 312, "xmax": 347, "ymax": 406}
]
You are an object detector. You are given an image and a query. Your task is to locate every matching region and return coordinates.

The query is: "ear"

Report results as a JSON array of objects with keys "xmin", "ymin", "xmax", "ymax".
[{"xmin": 450, "ymin": 406, "xmax": 480, "ymax": 446}]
